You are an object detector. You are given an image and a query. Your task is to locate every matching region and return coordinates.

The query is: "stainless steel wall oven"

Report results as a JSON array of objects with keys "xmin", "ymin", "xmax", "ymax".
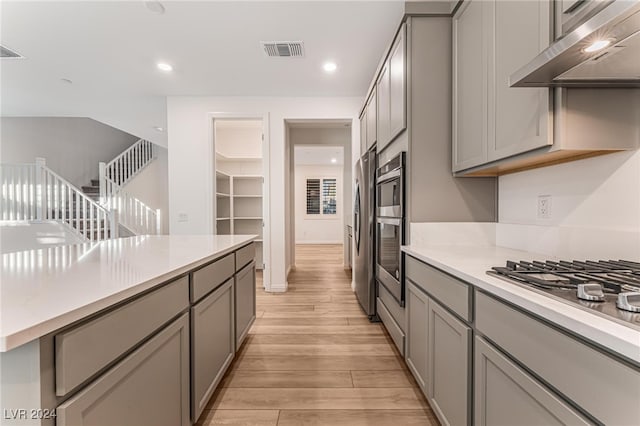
[{"xmin": 375, "ymin": 152, "xmax": 405, "ymax": 306}]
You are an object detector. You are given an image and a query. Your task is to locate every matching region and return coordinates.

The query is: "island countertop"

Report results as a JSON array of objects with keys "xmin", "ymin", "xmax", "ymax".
[
  {"xmin": 402, "ymin": 244, "xmax": 640, "ymax": 365},
  {"xmin": 0, "ymin": 234, "xmax": 257, "ymax": 352}
]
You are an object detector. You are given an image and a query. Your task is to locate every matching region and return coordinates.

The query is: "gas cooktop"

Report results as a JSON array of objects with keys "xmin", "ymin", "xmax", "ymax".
[{"xmin": 488, "ymin": 259, "xmax": 640, "ymax": 329}]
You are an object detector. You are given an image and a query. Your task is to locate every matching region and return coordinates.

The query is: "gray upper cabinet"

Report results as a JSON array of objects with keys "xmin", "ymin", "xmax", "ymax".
[
  {"xmin": 475, "ymin": 336, "xmax": 590, "ymax": 426},
  {"xmin": 427, "ymin": 299, "xmax": 471, "ymax": 426},
  {"xmin": 452, "ymin": 0, "xmax": 488, "ymax": 171},
  {"xmin": 453, "ymin": 0, "xmax": 552, "ymax": 173},
  {"xmin": 488, "ymin": 0, "xmax": 552, "ymax": 162},
  {"xmin": 377, "ymin": 23, "xmax": 406, "ymax": 153},
  {"xmin": 388, "ymin": 25, "xmax": 406, "ymax": 141},
  {"xmin": 57, "ymin": 314, "xmax": 191, "ymax": 426},
  {"xmin": 365, "ymin": 88, "xmax": 377, "ymax": 150},
  {"xmin": 376, "ymin": 61, "xmax": 391, "ymax": 150}
]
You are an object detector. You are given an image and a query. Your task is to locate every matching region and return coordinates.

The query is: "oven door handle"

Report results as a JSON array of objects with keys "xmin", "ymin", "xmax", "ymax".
[
  {"xmin": 377, "ymin": 217, "xmax": 402, "ymax": 226},
  {"xmin": 376, "ymin": 169, "xmax": 401, "ymax": 185}
]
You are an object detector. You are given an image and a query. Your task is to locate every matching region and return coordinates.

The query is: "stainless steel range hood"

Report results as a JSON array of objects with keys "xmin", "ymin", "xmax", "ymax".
[{"xmin": 510, "ymin": 0, "xmax": 640, "ymax": 87}]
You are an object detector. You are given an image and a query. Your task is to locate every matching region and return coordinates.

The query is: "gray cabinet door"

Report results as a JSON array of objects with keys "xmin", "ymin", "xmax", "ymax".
[
  {"xmin": 388, "ymin": 23, "xmax": 406, "ymax": 142},
  {"xmin": 366, "ymin": 88, "xmax": 377, "ymax": 150},
  {"xmin": 191, "ymin": 278, "xmax": 235, "ymax": 423},
  {"xmin": 475, "ymin": 336, "xmax": 591, "ymax": 426},
  {"xmin": 452, "ymin": 0, "xmax": 488, "ymax": 172},
  {"xmin": 487, "ymin": 0, "xmax": 552, "ymax": 162},
  {"xmin": 405, "ymin": 281, "xmax": 429, "ymax": 392},
  {"xmin": 360, "ymin": 110, "xmax": 367, "ymax": 155},
  {"xmin": 376, "ymin": 61, "xmax": 391, "ymax": 151},
  {"xmin": 427, "ymin": 300, "xmax": 471, "ymax": 426},
  {"xmin": 235, "ymin": 261, "xmax": 256, "ymax": 349},
  {"xmin": 56, "ymin": 313, "xmax": 190, "ymax": 426}
]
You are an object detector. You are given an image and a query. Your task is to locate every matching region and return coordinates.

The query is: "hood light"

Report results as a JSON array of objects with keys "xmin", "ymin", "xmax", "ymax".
[{"xmin": 584, "ymin": 40, "xmax": 611, "ymax": 53}]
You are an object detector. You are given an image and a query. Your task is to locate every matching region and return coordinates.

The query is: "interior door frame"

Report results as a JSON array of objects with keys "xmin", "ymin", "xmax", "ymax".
[{"xmin": 208, "ymin": 112, "xmax": 271, "ymax": 290}]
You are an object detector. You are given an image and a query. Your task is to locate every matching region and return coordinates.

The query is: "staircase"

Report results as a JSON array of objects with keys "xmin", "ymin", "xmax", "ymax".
[
  {"xmin": 0, "ymin": 159, "xmax": 117, "ymax": 242},
  {"xmin": 1, "ymin": 139, "xmax": 161, "ymax": 242}
]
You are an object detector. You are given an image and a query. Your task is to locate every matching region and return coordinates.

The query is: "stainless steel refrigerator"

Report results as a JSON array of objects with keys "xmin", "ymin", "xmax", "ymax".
[{"xmin": 353, "ymin": 148, "xmax": 376, "ymax": 319}]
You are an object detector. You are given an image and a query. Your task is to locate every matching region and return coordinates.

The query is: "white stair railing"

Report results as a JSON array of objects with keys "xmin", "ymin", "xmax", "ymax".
[
  {"xmin": 40, "ymin": 159, "xmax": 118, "ymax": 242},
  {"xmin": 99, "ymin": 139, "xmax": 161, "ymax": 235},
  {"xmin": 0, "ymin": 163, "xmax": 37, "ymax": 221},
  {"xmin": 99, "ymin": 171, "xmax": 161, "ymax": 235},
  {"xmin": 0, "ymin": 159, "xmax": 118, "ymax": 242},
  {"xmin": 104, "ymin": 139, "xmax": 155, "ymax": 187}
]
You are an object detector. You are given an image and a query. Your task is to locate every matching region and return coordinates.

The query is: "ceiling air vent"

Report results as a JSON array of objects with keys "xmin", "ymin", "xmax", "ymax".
[
  {"xmin": 261, "ymin": 41, "xmax": 304, "ymax": 58},
  {"xmin": 0, "ymin": 45, "xmax": 24, "ymax": 59}
]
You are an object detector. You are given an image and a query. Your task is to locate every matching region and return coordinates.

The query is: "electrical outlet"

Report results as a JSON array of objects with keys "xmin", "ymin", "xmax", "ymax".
[
  {"xmin": 178, "ymin": 212, "xmax": 188, "ymax": 222},
  {"xmin": 537, "ymin": 195, "xmax": 551, "ymax": 219}
]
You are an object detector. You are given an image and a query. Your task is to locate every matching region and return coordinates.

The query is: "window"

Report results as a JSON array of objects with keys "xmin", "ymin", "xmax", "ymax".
[{"xmin": 306, "ymin": 178, "xmax": 337, "ymax": 216}]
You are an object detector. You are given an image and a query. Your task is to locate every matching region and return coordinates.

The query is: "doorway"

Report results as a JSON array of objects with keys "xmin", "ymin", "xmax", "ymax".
[
  {"xmin": 212, "ymin": 116, "xmax": 268, "ymax": 277},
  {"xmin": 284, "ymin": 120, "xmax": 353, "ymax": 279}
]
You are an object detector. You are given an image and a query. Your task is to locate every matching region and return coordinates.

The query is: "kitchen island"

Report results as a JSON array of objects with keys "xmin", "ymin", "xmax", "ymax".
[
  {"xmin": 0, "ymin": 235, "xmax": 257, "ymax": 426},
  {"xmin": 400, "ymin": 240, "xmax": 640, "ymax": 426}
]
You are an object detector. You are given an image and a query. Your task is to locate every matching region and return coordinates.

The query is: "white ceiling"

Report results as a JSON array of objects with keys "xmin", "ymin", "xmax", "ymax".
[
  {"xmin": 295, "ymin": 145, "xmax": 344, "ymax": 166},
  {"xmin": 0, "ymin": 1, "xmax": 404, "ymax": 147}
]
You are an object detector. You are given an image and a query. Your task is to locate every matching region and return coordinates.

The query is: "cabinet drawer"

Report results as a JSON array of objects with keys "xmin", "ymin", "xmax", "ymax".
[
  {"xmin": 377, "ymin": 297, "xmax": 405, "ymax": 356},
  {"xmin": 235, "ymin": 242, "xmax": 255, "ymax": 271},
  {"xmin": 56, "ymin": 313, "xmax": 190, "ymax": 426},
  {"xmin": 476, "ymin": 291, "xmax": 640, "ymax": 425},
  {"xmin": 55, "ymin": 277, "xmax": 189, "ymax": 396},
  {"xmin": 191, "ymin": 253, "xmax": 235, "ymax": 302},
  {"xmin": 405, "ymin": 255, "xmax": 471, "ymax": 321},
  {"xmin": 378, "ymin": 281, "xmax": 405, "ymax": 331}
]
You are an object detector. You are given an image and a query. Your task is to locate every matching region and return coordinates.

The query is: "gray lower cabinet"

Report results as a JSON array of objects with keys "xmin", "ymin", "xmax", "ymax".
[
  {"xmin": 191, "ymin": 278, "xmax": 235, "ymax": 423},
  {"xmin": 56, "ymin": 313, "xmax": 190, "ymax": 426},
  {"xmin": 235, "ymin": 260, "xmax": 256, "ymax": 350},
  {"xmin": 405, "ymin": 280, "xmax": 429, "ymax": 391},
  {"xmin": 475, "ymin": 336, "xmax": 590, "ymax": 426},
  {"xmin": 427, "ymin": 300, "xmax": 471, "ymax": 426}
]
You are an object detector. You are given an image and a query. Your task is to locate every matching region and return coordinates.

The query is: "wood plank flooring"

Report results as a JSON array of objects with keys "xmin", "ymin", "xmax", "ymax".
[{"xmin": 198, "ymin": 244, "xmax": 438, "ymax": 426}]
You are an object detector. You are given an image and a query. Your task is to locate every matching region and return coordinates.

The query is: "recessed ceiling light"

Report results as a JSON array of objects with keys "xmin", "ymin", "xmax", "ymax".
[
  {"xmin": 157, "ymin": 62, "xmax": 173, "ymax": 72},
  {"xmin": 331, "ymin": 158, "xmax": 337, "ymax": 163},
  {"xmin": 153, "ymin": 126, "xmax": 165, "ymax": 132},
  {"xmin": 61, "ymin": 78, "xmax": 73, "ymax": 84},
  {"xmin": 145, "ymin": 1, "xmax": 165, "ymax": 14},
  {"xmin": 323, "ymin": 62, "xmax": 337, "ymax": 73},
  {"xmin": 584, "ymin": 39, "xmax": 611, "ymax": 53}
]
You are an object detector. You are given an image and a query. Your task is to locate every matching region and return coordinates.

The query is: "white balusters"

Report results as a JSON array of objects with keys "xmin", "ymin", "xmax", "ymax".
[
  {"xmin": 97, "ymin": 139, "xmax": 161, "ymax": 236},
  {"xmin": 0, "ymin": 163, "xmax": 37, "ymax": 220}
]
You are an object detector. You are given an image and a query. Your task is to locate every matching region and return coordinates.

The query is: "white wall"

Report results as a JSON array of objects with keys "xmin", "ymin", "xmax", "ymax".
[
  {"xmin": 498, "ymin": 150, "xmax": 640, "ymax": 259},
  {"xmin": 166, "ymin": 96, "xmax": 362, "ymax": 291},
  {"xmin": 215, "ymin": 123, "xmax": 262, "ymax": 158},
  {"xmin": 122, "ymin": 147, "xmax": 170, "ymax": 234},
  {"xmin": 0, "ymin": 117, "xmax": 138, "ymax": 188},
  {"xmin": 295, "ymin": 164, "xmax": 344, "ymax": 244}
]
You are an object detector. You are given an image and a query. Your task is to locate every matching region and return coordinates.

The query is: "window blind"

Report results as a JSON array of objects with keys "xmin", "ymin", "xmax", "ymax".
[
  {"xmin": 306, "ymin": 179, "xmax": 320, "ymax": 214},
  {"xmin": 322, "ymin": 178, "xmax": 337, "ymax": 215}
]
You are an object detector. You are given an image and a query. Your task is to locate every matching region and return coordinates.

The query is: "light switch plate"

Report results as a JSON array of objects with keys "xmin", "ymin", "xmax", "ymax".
[{"xmin": 178, "ymin": 213, "xmax": 188, "ymax": 222}]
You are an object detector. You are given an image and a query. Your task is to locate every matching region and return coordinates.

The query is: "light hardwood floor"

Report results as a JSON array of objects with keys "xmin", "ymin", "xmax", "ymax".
[{"xmin": 198, "ymin": 244, "xmax": 439, "ymax": 426}]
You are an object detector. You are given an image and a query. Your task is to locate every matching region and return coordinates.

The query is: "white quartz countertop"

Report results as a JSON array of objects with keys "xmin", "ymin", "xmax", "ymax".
[
  {"xmin": 402, "ymin": 244, "xmax": 640, "ymax": 364},
  {"xmin": 0, "ymin": 234, "xmax": 256, "ymax": 352}
]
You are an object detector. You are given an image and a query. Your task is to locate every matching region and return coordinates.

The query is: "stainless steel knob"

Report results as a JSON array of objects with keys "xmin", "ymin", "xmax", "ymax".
[
  {"xmin": 616, "ymin": 292, "xmax": 640, "ymax": 313},
  {"xmin": 577, "ymin": 283, "xmax": 605, "ymax": 302}
]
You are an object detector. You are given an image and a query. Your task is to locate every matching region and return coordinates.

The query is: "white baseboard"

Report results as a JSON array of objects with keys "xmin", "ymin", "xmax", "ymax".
[
  {"xmin": 295, "ymin": 240, "xmax": 343, "ymax": 245},
  {"xmin": 267, "ymin": 282, "xmax": 288, "ymax": 293}
]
